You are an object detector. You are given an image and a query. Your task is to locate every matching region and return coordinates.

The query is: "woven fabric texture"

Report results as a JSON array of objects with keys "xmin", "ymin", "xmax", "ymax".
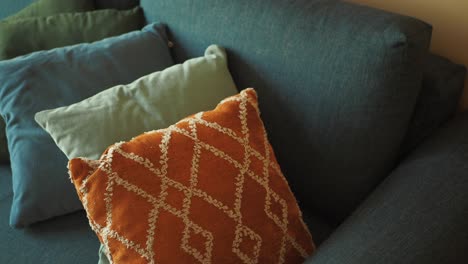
[{"xmin": 70, "ymin": 89, "xmax": 315, "ymax": 264}]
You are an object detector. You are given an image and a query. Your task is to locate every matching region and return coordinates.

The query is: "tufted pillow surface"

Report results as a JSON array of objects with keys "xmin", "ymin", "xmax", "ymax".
[{"xmin": 69, "ymin": 88, "xmax": 315, "ymax": 264}]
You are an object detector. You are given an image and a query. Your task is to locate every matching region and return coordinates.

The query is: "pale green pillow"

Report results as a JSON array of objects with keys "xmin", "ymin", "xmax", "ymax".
[
  {"xmin": 35, "ymin": 45, "xmax": 238, "ymax": 160},
  {"xmin": 98, "ymin": 244, "xmax": 110, "ymax": 264}
]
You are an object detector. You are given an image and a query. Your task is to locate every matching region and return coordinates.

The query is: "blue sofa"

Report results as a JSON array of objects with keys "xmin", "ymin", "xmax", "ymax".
[{"xmin": 1, "ymin": 0, "xmax": 467, "ymax": 263}]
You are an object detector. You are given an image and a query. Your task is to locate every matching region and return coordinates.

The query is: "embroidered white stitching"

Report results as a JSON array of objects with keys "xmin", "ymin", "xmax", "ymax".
[{"xmin": 78, "ymin": 89, "xmax": 312, "ymax": 263}]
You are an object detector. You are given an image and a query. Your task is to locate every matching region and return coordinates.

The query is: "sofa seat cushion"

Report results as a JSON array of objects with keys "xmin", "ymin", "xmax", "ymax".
[
  {"xmin": 306, "ymin": 112, "xmax": 468, "ymax": 263},
  {"xmin": 0, "ymin": 165, "xmax": 100, "ymax": 264}
]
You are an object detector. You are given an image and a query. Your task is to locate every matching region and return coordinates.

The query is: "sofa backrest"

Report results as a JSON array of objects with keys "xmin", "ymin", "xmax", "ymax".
[
  {"xmin": 140, "ymin": 0, "xmax": 432, "ymax": 224},
  {"xmin": 94, "ymin": 0, "xmax": 139, "ymax": 10},
  {"xmin": 0, "ymin": 0, "xmax": 33, "ymax": 19}
]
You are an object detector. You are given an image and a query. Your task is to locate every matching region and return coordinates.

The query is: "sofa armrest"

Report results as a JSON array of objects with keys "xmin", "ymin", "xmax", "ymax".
[{"xmin": 305, "ymin": 112, "xmax": 468, "ymax": 264}]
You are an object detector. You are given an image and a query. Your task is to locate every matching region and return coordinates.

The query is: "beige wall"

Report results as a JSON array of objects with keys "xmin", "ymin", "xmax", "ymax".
[{"xmin": 348, "ymin": 0, "xmax": 468, "ymax": 110}]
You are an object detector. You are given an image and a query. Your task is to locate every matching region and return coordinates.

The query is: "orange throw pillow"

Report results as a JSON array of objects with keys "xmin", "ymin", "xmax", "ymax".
[{"xmin": 69, "ymin": 88, "xmax": 315, "ymax": 264}]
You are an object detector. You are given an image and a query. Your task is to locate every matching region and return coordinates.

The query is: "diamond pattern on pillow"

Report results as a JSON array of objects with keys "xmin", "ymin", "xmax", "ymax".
[{"xmin": 69, "ymin": 88, "xmax": 315, "ymax": 264}]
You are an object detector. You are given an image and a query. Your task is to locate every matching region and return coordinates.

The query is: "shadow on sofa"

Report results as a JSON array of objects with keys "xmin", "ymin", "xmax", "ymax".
[{"xmin": 0, "ymin": 0, "xmax": 467, "ymax": 263}]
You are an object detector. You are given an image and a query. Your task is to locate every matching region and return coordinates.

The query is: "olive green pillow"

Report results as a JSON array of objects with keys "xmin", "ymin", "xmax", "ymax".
[
  {"xmin": 0, "ymin": 0, "xmax": 95, "ymax": 163},
  {"xmin": 4, "ymin": 0, "xmax": 94, "ymax": 21},
  {"xmin": 0, "ymin": 7, "xmax": 144, "ymax": 60}
]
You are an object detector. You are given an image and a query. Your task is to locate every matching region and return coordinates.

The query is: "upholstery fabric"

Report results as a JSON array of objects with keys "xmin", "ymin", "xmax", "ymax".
[
  {"xmin": 0, "ymin": 122, "xmax": 8, "ymax": 164},
  {"xmin": 0, "ymin": 7, "xmax": 145, "ymax": 60},
  {"xmin": 95, "ymin": 0, "xmax": 139, "ymax": 10},
  {"xmin": 35, "ymin": 45, "xmax": 237, "ymax": 160},
  {"xmin": 0, "ymin": 0, "xmax": 95, "ymax": 163},
  {"xmin": 0, "ymin": 23, "xmax": 174, "ymax": 227},
  {"xmin": 69, "ymin": 89, "xmax": 315, "ymax": 264},
  {"xmin": 97, "ymin": 192, "xmax": 333, "ymax": 264},
  {"xmin": 301, "ymin": 211, "xmax": 333, "ymax": 247},
  {"xmin": 0, "ymin": 0, "xmax": 34, "ymax": 19},
  {"xmin": 141, "ymin": 0, "xmax": 433, "ymax": 223},
  {"xmin": 306, "ymin": 112, "xmax": 468, "ymax": 264},
  {"xmin": 401, "ymin": 54, "xmax": 467, "ymax": 156},
  {"xmin": 4, "ymin": 0, "xmax": 94, "ymax": 21},
  {"xmin": 0, "ymin": 166, "xmax": 13, "ymax": 200},
  {"xmin": 0, "ymin": 165, "xmax": 101, "ymax": 264}
]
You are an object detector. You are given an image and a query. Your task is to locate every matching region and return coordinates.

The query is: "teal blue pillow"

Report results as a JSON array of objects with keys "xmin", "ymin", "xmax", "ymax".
[
  {"xmin": 0, "ymin": 23, "xmax": 174, "ymax": 227},
  {"xmin": 0, "ymin": 0, "xmax": 96, "ymax": 163}
]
